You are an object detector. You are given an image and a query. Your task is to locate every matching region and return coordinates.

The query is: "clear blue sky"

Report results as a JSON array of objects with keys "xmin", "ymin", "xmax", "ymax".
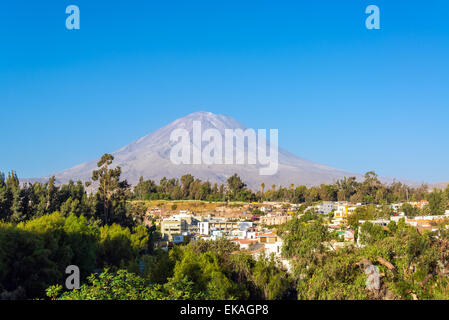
[{"xmin": 1, "ymin": 1, "xmax": 448, "ymax": 183}]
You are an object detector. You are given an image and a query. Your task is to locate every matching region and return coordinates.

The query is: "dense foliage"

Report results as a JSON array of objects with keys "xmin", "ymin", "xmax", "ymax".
[
  {"xmin": 279, "ymin": 214, "xmax": 449, "ymax": 300},
  {"xmin": 1, "ymin": 166, "xmax": 447, "ymax": 225},
  {"xmin": 0, "ymin": 212, "xmax": 147, "ymax": 299},
  {"xmin": 43, "ymin": 235, "xmax": 292, "ymax": 300}
]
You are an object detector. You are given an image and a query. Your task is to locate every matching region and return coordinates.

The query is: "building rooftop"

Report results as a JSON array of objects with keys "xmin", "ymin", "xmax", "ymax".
[{"xmin": 259, "ymin": 232, "xmax": 277, "ymax": 237}]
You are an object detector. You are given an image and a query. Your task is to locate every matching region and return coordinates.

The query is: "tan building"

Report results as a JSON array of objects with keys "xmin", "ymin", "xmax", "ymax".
[
  {"xmin": 211, "ymin": 221, "xmax": 240, "ymax": 231},
  {"xmin": 260, "ymin": 214, "xmax": 292, "ymax": 226},
  {"xmin": 258, "ymin": 232, "xmax": 279, "ymax": 244},
  {"xmin": 161, "ymin": 219, "xmax": 187, "ymax": 241}
]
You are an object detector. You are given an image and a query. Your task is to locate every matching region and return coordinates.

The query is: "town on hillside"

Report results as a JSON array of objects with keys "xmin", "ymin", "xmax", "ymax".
[{"xmin": 139, "ymin": 199, "xmax": 449, "ymax": 272}]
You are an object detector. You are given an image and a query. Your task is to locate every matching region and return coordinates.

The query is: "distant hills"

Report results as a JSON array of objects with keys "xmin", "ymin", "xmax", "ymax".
[
  {"xmin": 24, "ymin": 111, "xmax": 421, "ymax": 190},
  {"xmin": 431, "ymin": 181, "xmax": 449, "ymax": 190}
]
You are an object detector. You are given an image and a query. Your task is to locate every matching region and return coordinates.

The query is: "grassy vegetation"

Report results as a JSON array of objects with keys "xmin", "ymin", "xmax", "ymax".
[{"xmin": 129, "ymin": 200, "xmax": 248, "ymax": 215}]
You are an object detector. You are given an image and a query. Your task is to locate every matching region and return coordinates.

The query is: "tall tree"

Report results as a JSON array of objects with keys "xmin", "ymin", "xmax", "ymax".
[
  {"xmin": 180, "ymin": 174, "xmax": 194, "ymax": 199},
  {"xmin": 91, "ymin": 154, "xmax": 125, "ymax": 224},
  {"xmin": 226, "ymin": 174, "xmax": 246, "ymax": 201}
]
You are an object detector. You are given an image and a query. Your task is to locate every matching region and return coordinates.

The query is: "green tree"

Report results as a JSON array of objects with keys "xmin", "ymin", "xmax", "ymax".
[
  {"xmin": 427, "ymin": 190, "xmax": 446, "ymax": 216},
  {"xmin": 226, "ymin": 174, "xmax": 246, "ymax": 201},
  {"xmin": 91, "ymin": 154, "xmax": 129, "ymax": 225}
]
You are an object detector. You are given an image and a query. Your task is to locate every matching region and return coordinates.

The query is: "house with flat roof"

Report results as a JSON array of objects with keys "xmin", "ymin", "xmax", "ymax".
[
  {"xmin": 161, "ymin": 218, "xmax": 187, "ymax": 241},
  {"xmin": 231, "ymin": 239, "xmax": 258, "ymax": 250}
]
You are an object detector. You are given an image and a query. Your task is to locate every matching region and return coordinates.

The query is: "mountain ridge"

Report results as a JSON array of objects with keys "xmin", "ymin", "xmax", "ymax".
[
  {"xmin": 23, "ymin": 111, "xmax": 419, "ymax": 190},
  {"xmin": 431, "ymin": 181, "xmax": 449, "ymax": 190}
]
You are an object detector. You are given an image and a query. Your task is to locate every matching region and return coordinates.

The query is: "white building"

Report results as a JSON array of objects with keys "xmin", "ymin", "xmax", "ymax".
[
  {"xmin": 317, "ymin": 202, "xmax": 336, "ymax": 214},
  {"xmin": 199, "ymin": 219, "xmax": 252, "ymax": 236},
  {"xmin": 251, "ymin": 232, "xmax": 292, "ymax": 272},
  {"xmin": 334, "ymin": 202, "xmax": 360, "ymax": 218},
  {"xmin": 199, "ymin": 221, "xmax": 210, "ymax": 235}
]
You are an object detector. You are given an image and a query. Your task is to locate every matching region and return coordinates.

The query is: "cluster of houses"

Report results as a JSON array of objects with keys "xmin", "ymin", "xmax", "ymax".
[
  {"xmin": 308, "ymin": 200, "xmax": 449, "ymax": 249},
  {"xmin": 155, "ymin": 202, "xmax": 297, "ymax": 244},
  {"xmin": 149, "ymin": 200, "xmax": 449, "ymax": 272},
  {"xmin": 310, "ymin": 200, "xmax": 432, "ymax": 218},
  {"xmin": 154, "ymin": 208, "xmax": 292, "ymax": 270},
  {"xmin": 312, "ymin": 201, "xmax": 364, "ymax": 218},
  {"xmin": 355, "ymin": 213, "xmax": 449, "ymax": 248}
]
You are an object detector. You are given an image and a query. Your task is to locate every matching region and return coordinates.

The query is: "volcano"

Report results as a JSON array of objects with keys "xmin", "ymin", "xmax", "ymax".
[{"xmin": 37, "ymin": 111, "xmax": 363, "ymax": 189}]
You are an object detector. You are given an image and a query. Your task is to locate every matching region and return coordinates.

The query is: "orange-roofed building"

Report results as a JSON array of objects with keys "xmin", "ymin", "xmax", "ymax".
[{"xmin": 231, "ymin": 238, "xmax": 258, "ymax": 250}]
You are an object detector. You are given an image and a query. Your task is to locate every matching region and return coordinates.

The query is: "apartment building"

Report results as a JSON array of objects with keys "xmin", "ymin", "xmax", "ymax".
[
  {"xmin": 199, "ymin": 219, "xmax": 241, "ymax": 235},
  {"xmin": 334, "ymin": 202, "xmax": 360, "ymax": 218},
  {"xmin": 259, "ymin": 214, "xmax": 292, "ymax": 226},
  {"xmin": 161, "ymin": 218, "xmax": 187, "ymax": 241},
  {"xmin": 317, "ymin": 202, "xmax": 336, "ymax": 214}
]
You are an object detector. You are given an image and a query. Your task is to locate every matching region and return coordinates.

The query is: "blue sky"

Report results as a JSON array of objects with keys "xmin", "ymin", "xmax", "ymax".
[{"xmin": 1, "ymin": 0, "xmax": 448, "ymax": 183}]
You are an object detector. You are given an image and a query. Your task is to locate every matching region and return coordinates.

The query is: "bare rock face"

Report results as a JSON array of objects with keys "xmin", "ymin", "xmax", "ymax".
[{"xmin": 35, "ymin": 111, "xmax": 371, "ymax": 190}]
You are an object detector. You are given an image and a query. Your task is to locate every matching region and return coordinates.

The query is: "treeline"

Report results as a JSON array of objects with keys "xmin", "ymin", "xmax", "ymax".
[
  {"xmin": 0, "ymin": 171, "xmax": 96, "ymax": 223},
  {"xmin": 0, "ymin": 160, "xmax": 256, "ymax": 225},
  {"xmin": 1, "ymin": 155, "xmax": 447, "ymax": 228},
  {"xmin": 133, "ymin": 171, "xmax": 439, "ymax": 206},
  {"xmin": 134, "ymin": 173, "xmax": 255, "ymax": 202},
  {"xmin": 0, "ymin": 155, "xmax": 134, "ymax": 226},
  {"xmin": 262, "ymin": 172, "xmax": 431, "ymax": 204}
]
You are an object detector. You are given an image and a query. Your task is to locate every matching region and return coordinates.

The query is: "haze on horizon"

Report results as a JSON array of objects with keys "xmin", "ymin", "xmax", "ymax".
[{"xmin": 1, "ymin": 1, "xmax": 448, "ymax": 184}]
